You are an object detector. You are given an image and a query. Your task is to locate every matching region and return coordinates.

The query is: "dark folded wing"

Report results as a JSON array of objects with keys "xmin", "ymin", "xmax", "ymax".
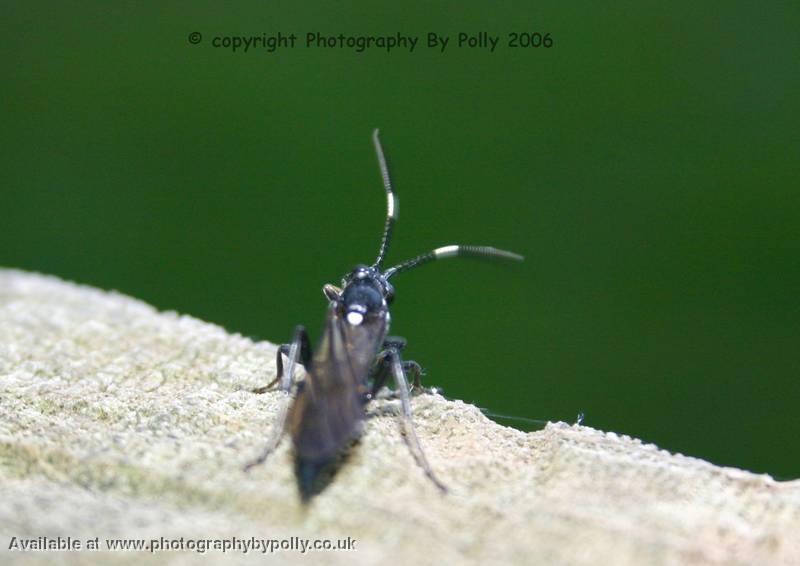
[{"xmin": 289, "ymin": 307, "xmax": 385, "ymax": 464}]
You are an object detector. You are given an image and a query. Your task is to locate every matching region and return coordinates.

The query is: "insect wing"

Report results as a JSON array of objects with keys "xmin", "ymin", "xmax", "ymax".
[{"xmin": 289, "ymin": 307, "xmax": 385, "ymax": 464}]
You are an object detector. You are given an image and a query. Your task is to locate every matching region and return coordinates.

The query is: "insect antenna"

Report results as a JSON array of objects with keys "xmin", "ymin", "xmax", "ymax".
[
  {"xmin": 371, "ymin": 128, "xmax": 398, "ymax": 270},
  {"xmin": 370, "ymin": 129, "xmax": 522, "ymax": 276},
  {"xmin": 384, "ymin": 245, "xmax": 524, "ymax": 279}
]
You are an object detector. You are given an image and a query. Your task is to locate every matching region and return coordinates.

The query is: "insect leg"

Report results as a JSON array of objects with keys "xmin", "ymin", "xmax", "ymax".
[
  {"xmin": 381, "ymin": 336, "xmax": 406, "ymax": 351},
  {"xmin": 368, "ymin": 350, "xmax": 392, "ymax": 398},
  {"xmin": 371, "ymin": 355, "xmax": 430, "ymax": 399},
  {"xmin": 387, "ymin": 349, "xmax": 448, "ymax": 493},
  {"xmin": 251, "ymin": 345, "xmax": 288, "ymax": 394},
  {"xmin": 371, "ymin": 338, "xmax": 408, "ymax": 397},
  {"xmin": 403, "ymin": 360, "xmax": 425, "ymax": 392},
  {"xmin": 244, "ymin": 325, "xmax": 311, "ymax": 472},
  {"xmin": 370, "ymin": 343, "xmax": 422, "ymax": 395},
  {"xmin": 377, "ymin": 338, "xmax": 437, "ymax": 393},
  {"xmin": 251, "ymin": 328, "xmax": 312, "ymax": 394}
]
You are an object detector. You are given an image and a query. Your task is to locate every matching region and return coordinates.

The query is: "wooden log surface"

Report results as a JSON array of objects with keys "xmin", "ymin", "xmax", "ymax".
[{"xmin": 1, "ymin": 269, "xmax": 798, "ymax": 565}]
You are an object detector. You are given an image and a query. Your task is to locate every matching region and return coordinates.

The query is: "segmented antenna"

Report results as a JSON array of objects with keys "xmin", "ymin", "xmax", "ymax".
[
  {"xmin": 384, "ymin": 245, "xmax": 524, "ymax": 279},
  {"xmin": 372, "ymin": 129, "xmax": 398, "ymax": 269}
]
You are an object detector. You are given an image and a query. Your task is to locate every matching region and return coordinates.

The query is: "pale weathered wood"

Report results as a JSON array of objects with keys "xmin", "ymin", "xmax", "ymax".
[{"xmin": 0, "ymin": 269, "xmax": 798, "ymax": 565}]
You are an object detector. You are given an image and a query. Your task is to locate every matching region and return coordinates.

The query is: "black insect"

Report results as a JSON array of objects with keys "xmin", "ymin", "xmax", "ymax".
[{"xmin": 245, "ymin": 130, "xmax": 523, "ymax": 500}]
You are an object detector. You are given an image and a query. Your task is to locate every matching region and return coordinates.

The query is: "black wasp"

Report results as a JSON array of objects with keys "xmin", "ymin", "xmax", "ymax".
[{"xmin": 245, "ymin": 130, "xmax": 523, "ymax": 500}]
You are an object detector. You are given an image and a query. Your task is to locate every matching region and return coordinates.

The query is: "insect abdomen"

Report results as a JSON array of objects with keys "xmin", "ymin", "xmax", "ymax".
[{"xmin": 288, "ymin": 383, "xmax": 365, "ymax": 498}]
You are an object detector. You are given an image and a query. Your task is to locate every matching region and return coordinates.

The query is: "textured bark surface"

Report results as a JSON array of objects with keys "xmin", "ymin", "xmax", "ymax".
[{"xmin": 0, "ymin": 268, "xmax": 798, "ymax": 565}]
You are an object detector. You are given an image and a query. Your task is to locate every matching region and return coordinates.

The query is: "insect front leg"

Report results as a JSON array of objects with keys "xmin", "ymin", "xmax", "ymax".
[
  {"xmin": 244, "ymin": 325, "xmax": 311, "ymax": 472},
  {"xmin": 383, "ymin": 348, "xmax": 448, "ymax": 493}
]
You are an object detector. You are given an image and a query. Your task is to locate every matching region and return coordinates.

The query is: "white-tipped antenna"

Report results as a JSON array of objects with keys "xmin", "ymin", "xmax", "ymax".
[
  {"xmin": 369, "ymin": 130, "xmax": 523, "ymax": 277},
  {"xmin": 384, "ymin": 245, "xmax": 524, "ymax": 279},
  {"xmin": 372, "ymin": 129, "xmax": 398, "ymax": 269}
]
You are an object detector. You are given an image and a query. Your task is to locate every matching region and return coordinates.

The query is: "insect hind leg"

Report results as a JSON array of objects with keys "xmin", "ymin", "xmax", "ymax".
[
  {"xmin": 384, "ymin": 349, "xmax": 448, "ymax": 493},
  {"xmin": 244, "ymin": 325, "xmax": 311, "ymax": 472}
]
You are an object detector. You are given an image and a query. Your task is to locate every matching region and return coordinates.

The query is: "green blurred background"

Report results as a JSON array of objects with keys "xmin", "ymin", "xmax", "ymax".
[{"xmin": 2, "ymin": 3, "xmax": 798, "ymax": 478}]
